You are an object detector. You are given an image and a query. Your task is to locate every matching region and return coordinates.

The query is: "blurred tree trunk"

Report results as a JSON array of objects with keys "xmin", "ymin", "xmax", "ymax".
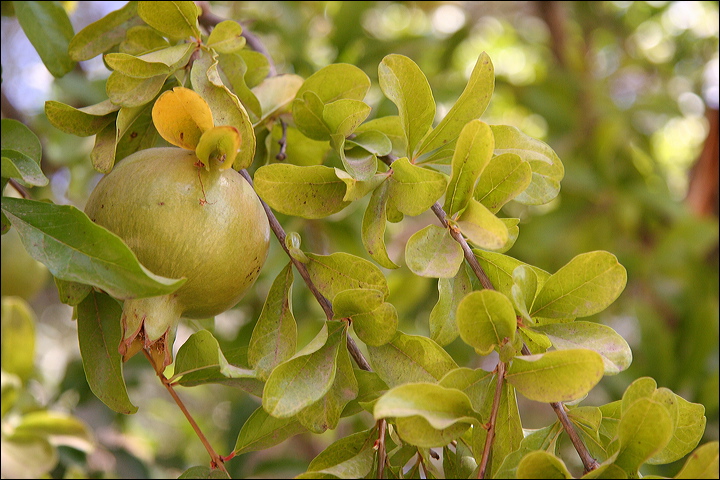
[{"xmin": 686, "ymin": 107, "xmax": 719, "ymax": 217}]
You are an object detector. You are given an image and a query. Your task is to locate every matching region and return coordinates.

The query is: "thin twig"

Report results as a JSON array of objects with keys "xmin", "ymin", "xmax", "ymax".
[
  {"xmin": 240, "ymin": 169, "xmax": 377, "ymax": 375},
  {"xmin": 478, "ymin": 360, "xmax": 506, "ymax": 479},
  {"xmin": 276, "ymin": 119, "xmax": 288, "ymax": 161},
  {"xmin": 7, "ymin": 179, "xmax": 31, "ymax": 199},
  {"xmin": 376, "ymin": 419, "xmax": 388, "ymax": 479},
  {"xmin": 380, "ymin": 153, "xmax": 599, "ymax": 473},
  {"xmin": 144, "ymin": 351, "xmax": 229, "ymax": 476}
]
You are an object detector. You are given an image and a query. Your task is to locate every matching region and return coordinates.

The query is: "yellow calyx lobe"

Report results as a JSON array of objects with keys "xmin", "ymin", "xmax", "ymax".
[{"xmin": 196, "ymin": 125, "xmax": 241, "ymax": 171}]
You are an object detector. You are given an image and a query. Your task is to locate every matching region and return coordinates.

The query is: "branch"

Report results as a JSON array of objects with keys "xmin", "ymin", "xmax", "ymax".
[
  {"xmin": 145, "ymin": 351, "xmax": 229, "ymax": 476},
  {"xmin": 380, "ymin": 153, "xmax": 599, "ymax": 474},
  {"xmin": 477, "ymin": 360, "xmax": 506, "ymax": 479}
]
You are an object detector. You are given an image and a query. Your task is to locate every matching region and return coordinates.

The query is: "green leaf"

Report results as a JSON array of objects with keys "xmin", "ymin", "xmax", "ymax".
[
  {"xmin": 14, "ymin": 1, "xmax": 75, "ymax": 77},
  {"xmin": 567, "ymin": 406, "xmax": 608, "ymax": 462},
  {"xmin": 190, "ymin": 49, "xmax": 256, "ymax": 170},
  {"xmin": 473, "ymin": 250, "xmax": 551, "ymax": 302},
  {"xmin": 366, "ymin": 332, "xmax": 458, "ymax": 387},
  {"xmin": 296, "ymin": 341, "xmax": 358, "ymax": 433},
  {"xmin": 248, "ymin": 263, "xmax": 297, "ymax": 380},
  {"xmin": 334, "ymin": 170, "xmax": 384, "ymax": 202},
  {"xmin": 206, "ymin": 20, "xmax": 245, "ymax": 53},
  {"xmin": 418, "ymin": 52, "xmax": 494, "ymax": 156},
  {"xmin": 114, "ymin": 102, "xmax": 158, "ymax": 164},
  {"xmin": 239, "ymin": 50, "xmax": 270, "ymax": 88},
  {"xmin": 516, "ymin": 451, "xmax": 572, "ymax": 479},
  {"xmin": 457, "ymin": 289, "xmax": 516, "ymax": 355},
  {"xmin": 474, "ymin": 153, "xmax": 532, "ymax": 213},
  {"xmin": 177, "ymin": 466, "xmax": 231, "ymax": 479},
  {"xmin": 1, "ymin": 119, "xmax": 42, "ymax": 164},
  {"xmin": 333, "ymin": 137, "xmax": 379, "ymax": 182},
  {"xmin": 76, "ymin": 291, "xmax": 137, "ymax": 414},
  {"xmin": 262, "ymin": 321, "xmax": 346, "ymax": 418},
  {"xmin": 379, "ymin": 54, "xmax": 435, "ymax": 158},
  {"xmin": 456, "ymin": 198, "xmax": 509, "ymax": 250},
  {"xmin": 347, "ymin": 130, "xmax": 392, "ymax": 157},
  {"xmin": 511, "ymin": 265, "xmax": 537, "ymax": 324},
  {"xmin": 44, "ymin": 100, "xmax": 119, "ymax": 137},
  {"xmin": 137, "ymin": 0, "xmax": 200, "ymax": 40},
  {"xmin": 90, "ymin": 122, "xmax": 117, "ymax": 174},
  {"xmin": 106, "ymin": 71, "xmax": 167, "ymax": 108},
  {"xmin": 361, "ymin": 180, "xmax": 398, "ymax": 269},
  {"xmin": 394, "ymin": 411, "xmax": 473, "ymax": 449},
  {"xmin": 405, "ymin": 225, "xmax": 463, "ymax": 278},
  {"xmin": 253, "ymin": 164, "xmax": 350, "ymax": 219},
  {"xmin": 69, "ymin": 1, "xmax": 144, "ymax": 61},
  {"xmin": 292, "ymin": 91, "xmax": 331, "ymax": 141},
  {"xmin": 429, "ymin": 265, "xmax": 472, "ymax": 346},
  {"xmin": 490, "ymin": 125, "xmax": 564, "ymax": 205},
  {"xmin": 217, "ymin": 53, "xmax": 261, "ymax": 121},
  {"xmin": 530, "ymin": 251, "xmax": 627, "ymax": 319},
  {"xmin": 675, "ymin": 441, "xmax": 719, "ymax": 479},
  {"xmin": 173, "ymin": 330, "xmax": 260, "ymax": 392},
  {"xmin": 474, "ymin": 380, "xmax": 524, "ymax": 477},
  {"xmin": 495, "ymin": 423, "xmax": 564, "ymax": 479},
  {"xmin": 1, "ymin": 150, "xmax": 48, "ymax": 187},
  {"xmin": 0, "ymin": 433, "xmax": 57, "ymax": 479},
  {"xmin": 355, "ymin": 116, "xmax": 407, "ymax": 157},
  {"xmin": 296, "ymin": 63, "xmax": 371, "ymax": 104},
  {"xmin": 374, "ymin": 383, "xmax": 479, "ymax": 428},
  {"xmin": 532, "ymin": 322, "xmax": 632, "ymax": 375},
  {"xmin": 648, "ymin": 394, "xmax": 706, "ymax": 465},
  {"xmin": 104, "ymin": 43, "xmax": 194, "ymax": 78},
  {"xmin": 506, "ymin": 349, "xmax": 604, "ymax": 403},
  {"xmin": 387, "ymin": 157, "xmax": 447, "ymax": 216},
  {"xmin": 305, "ymin": 252, "xmax": 389, "ymax": 302},
  {"xmin": 444, "ymin": 120, "xmax": 494, "ymax": 216},
  {"xmin": 233, "ymin": 406, "xmax": 306, "ymax": 455},
  {"xmin": 13, "ymin": 411, "xmax": 93, "ymax": 451},
  {"xmin": 323, "ymin": 99, "xmax": 371, "ymax": 138},
  {"xmin": 252, "ymin": 74, "xmax": 305, "ymax": 124},
  {"xmin": 1, "ymin": 297, "xmax": 36, "ymax": 382},
  {"xmin": 53, "ymin": 277, "xmax": 92, "ymax": 306},
  {"xmin": 334, "ymin": 289, "xmax": 397, "ymax": 347},
  {"xmin": 120, "ymin": 25, "xmax": 169, "ymax": 55},
  {"xmin": 613, "ymin": 398, "xmax": 674, "ymax": 475},
  {"xmin": 306, "ymin": 429, "xmax": 376, "ymax": 478},
  {"xmin": 1, "ymin": 197, "xmax": 186, "ymax": 300},
  {"xmin": 266, "ymin": 124, "xmax": 328, "ymax": 166}
]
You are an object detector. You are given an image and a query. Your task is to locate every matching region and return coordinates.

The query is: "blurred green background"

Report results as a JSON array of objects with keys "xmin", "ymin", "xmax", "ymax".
[{"xmin": 2, "ymin": 1, "xmax": 718, "ymax": 478}]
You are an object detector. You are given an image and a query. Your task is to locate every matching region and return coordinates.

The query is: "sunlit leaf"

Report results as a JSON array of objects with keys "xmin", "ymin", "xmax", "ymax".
[
  {"xmin": 379, "ymin": 54, "xmax": 435, "ymax": 158},
  {"xmin": 44, "ymin": 100, "xmax": 119, "ymax": 137},
  {"xmin": 206, "ymin": 20, "xmax": 245, "ymax": 53},
  {"xmin": 506, "ymin": 349, "xmax": 604, "ymax": 403},
  {"xmin": 516, "ymin": 451, "xmax": 572, "ymax": 479},
  {"xmin": 306, "ymin": 429, "xmax": 376, "ymax": 478},
  {"xmin": 361, "ymin": 180, "xmax": 398, "ymax": 269},
  {"xmin": 387, "ymin": 157, "xmax": 447, "ymax": 216},
  {"xmin": 429, "ymin": 265, "xmax": 472, "ymax": 346},
  {"xmin": 444, "ymin": 120, "xmax": 494, "ymax": 216},
  {"xmin": 305, "ymin": 252, "xmax": 389, "ymax": 301},
  {"xmin": 457, "ymin": 289, "xmax": 516, "ymax": 355},
  {"xmin": 474, "ymin": 153, "xmax": 531, "ymax": 213},
  {"xmin": 69, "ymin": 1, "xmax": 143, "ymax": 61},
  {"xmin": 137, "ymin": 0, "xmax": 200, "ymax": 40},
  {"xmin": 531, "ymin": 251, "xmax": 627, "ymax": 319},
  {"xmin": 1, "ymin": 297, "xmax": 36, "ymax": 382},
  {"xmin": 405, "ymin": 225, "xmax": 463, "ymax": 278},
  {"xmin": 456, "ymin": 198, "xmax": 509, "ymax": 250}
]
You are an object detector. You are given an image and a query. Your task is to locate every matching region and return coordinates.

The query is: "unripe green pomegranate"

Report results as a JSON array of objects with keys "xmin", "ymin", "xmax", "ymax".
[{"xmin": 85, "ymin": 147, "xmax": 270, "ymax": 370}]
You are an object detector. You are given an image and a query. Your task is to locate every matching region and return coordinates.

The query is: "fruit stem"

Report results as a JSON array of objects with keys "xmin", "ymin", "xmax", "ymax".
[{"xmin": 144, "ymin": 350, "xmax": 229, "ymax": 476}]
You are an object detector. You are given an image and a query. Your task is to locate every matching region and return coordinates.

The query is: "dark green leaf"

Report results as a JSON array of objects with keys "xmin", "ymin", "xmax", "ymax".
[
  {"xmin": 233, "ymin": 406, "xmax": 306, "ymax": 455},
  {"xmin": 1, "ymin": 197, "xmax": 185, "ymax": 300},
  {"xmin": 248, "ymin": 263, "xmax": 297, "ymax": 380},
  {"xmin": 76, "ymin": 291, "xmax": 137, "ymax": 414},
  {"xmin": 1, "ymin": 150, "xmax": 48, "ymax": 187},
  {"xmin": 306, "ymin": 429, "xmax": 376, "ymax": 478},
  {"xmin": 1, "ymin": 119, "xmax": 42, "ymax": 163},
  {"xmin": 14, "ymin": 1, "xmax": 75, "ymax": 77}
]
